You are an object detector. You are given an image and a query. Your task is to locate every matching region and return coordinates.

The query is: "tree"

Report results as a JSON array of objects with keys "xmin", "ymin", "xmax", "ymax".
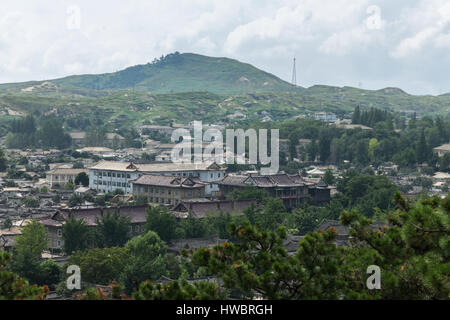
[
  {"xmin": 323, "ymin": 169, "xmax": 335, "ymax": 186},
  {"xmin": 307, "ymin": 140, "xmax": 318, "ymax": 162},
  {"xmin": 38, "ymin": 118, "xmax": 72, "ymax": 149},
  {"xmin": 185, "ymin": 193, "xmax": 450, "ymax": 300},
  {"xmin": 62, "ymin": 215, "xmax": 91, "ymax": 255},
  {"xmin": 10, "ymin": 220, "xmax": 48, "ymax": 284},
  {"xmin": 355, "ymin": 140, "xmax": 369, "ymax": 165},
  {"xmin": 119, "ymin": 231, "xmax": 167, "ymax": 295},
  {"xmin": 22, "ymin": 197, "xmax": 40, "ymax": 208},
  {"xmin": 144, "ymin": 207, "xmax": 178, "ymax": 242},
  {"xmin": 179, "ymin": 213, "xmax": 210, "ymax": 239},
  {"xmin": 134, "ymin": 280, "xmax": 226, "ymax": 300},
  {"xmin": 0, "ymin": 251, "xmax": 47, "ymax": 300},
  {"xmin": 416, "ymin": 129, "xmax": 428, "ymax": 164},
  {"xmin": 39, "ymin": 259, "xmax": 61, "ymax": 288},
  {"xmin": 0, "ymin": 148, "xmax": 7, "ymax": 172},
  {"xmin": 257, "ymin": 198, "xmax": 286, "ymax": 231},
  {"xmin": 95, "ymin": 212, "xmax": 131, "ymax": 248},
  {"xmin": 292, "ymin": 208, "xmax": 321, "ymax": 235},
  {"xmin": 68, "ymin": 194, "xmax": 83, "ymax": 208},
  {"xmin": 340, "ymin": 193, "xmax": 450, "ymax": 299},
  {"xmin": 191, "ymin": 222, "xmax": 347, "ymax": 299},
  {"xmin": 352, "ymin": 106, "xmax": 361, "ymax": 124},
  {"xmin": 2, "ymin": 217, "xmax": 13, "ymax": 230},
  {"xmin": 227, "ymin": 186, "xmax": 268, "ymax": 202},
  {"xmin": 68, "ymin": 247, "xmax": 131, "ymax": 285},
  {"xmin": 73, "ymin": 161, "xmax": 85, "ymax": 169},
  {"xmin": 368, "ymin": 138, "xmax": 379, "ymax": 162},
  {"xmin": 318, "ymin": 131, "xmax": 332, "ymax": 162}
]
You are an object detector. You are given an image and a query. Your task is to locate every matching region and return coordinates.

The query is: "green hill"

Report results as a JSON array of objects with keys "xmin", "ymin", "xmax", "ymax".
[
  {"xmin": 0, "ymin": 52, "xmax": 449, "ymax": 131},
  {"xmin": 40, "ymin": 52, "xmax": 294, "ymax": 94}
]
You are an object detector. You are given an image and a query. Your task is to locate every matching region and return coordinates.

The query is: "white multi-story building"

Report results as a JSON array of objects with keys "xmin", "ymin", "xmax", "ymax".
[
  {"xmin": 89, "ymin": 161, "xmax": 226, "ymax": 196},
  {"xmin": 314, "ymin": 112, "xmax": 338, "ymax": 123}
]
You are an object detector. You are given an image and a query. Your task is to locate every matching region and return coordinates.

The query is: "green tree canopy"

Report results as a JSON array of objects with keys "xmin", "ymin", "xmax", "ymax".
[{"xmin": 62, "ymin": 216, "xmax": 91, "ymax": 255}]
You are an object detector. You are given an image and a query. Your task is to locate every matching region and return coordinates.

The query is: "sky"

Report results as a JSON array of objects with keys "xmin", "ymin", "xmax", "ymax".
[{"xmin": 1, "ymin": 0, "xmax": 450, "ymax": 95}]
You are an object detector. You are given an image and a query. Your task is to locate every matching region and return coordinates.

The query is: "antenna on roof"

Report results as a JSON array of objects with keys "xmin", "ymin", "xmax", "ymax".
[{"xmin": 291, "ymin": 56, "xmax": 297, "ymax": 87}]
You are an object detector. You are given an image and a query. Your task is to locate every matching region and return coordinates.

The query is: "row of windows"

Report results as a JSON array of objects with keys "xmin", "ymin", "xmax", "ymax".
[
  {"xmin": 94, "ymin": 180, "xmax": 130, "ymax": 188},
  {"xmin": 135, "ymin": 186, "xmax": 202, "ymax": 197},
  {"xmin": 94, "ymin": 170, "xmax": 222, "ymax": 180},
  {"xmin": 94, "ymin": 171, "xmax": 131, "ymax": 179},
  {"xmin": 51, "ymin": 175, "xmax": 75, "ymax": 180}
]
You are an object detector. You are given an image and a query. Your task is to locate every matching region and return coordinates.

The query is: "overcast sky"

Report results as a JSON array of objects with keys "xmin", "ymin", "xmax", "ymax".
[{"xmin": 1, "ymin": 0, "xmax": 450, "ymax": 95}]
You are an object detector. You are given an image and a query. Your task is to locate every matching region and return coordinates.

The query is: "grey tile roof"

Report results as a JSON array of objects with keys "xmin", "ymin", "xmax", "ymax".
[{"xmin": 132, "ymin": 175, "xmax": 205, "ymax": 188}]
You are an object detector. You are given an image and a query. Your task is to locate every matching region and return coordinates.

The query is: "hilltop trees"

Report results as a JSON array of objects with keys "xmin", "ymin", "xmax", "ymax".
[
  {"xmin": 6, "ymin": 115, "xmax": 71, "ymax": 149},
  {"xmin": 39, "ymin": 118, "xmax": 72, "ymax": 149}
]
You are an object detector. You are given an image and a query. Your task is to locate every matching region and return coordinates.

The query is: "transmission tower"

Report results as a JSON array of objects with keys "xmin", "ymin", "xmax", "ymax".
[{"xmin": 291, "ymin": 57, "xmax": 297, "ymax": 87}]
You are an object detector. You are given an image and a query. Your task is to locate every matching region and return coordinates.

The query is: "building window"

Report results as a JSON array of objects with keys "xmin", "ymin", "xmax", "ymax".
[
  {"xmin": 57, "ymin": 229, "xmax": 62, "ymax": 237},
  {"xmin": 57, "ymin": 240, "xmax": 62, "ymax": 248},
  {"xmin": 127, "ymin": 174, "xmax": 131, "ymax": 179}
]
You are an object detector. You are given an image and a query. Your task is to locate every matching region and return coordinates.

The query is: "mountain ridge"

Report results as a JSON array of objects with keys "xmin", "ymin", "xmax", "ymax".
[{"xmin": 2, "ymin": 52, "xmax": 445, "ymax": 97}]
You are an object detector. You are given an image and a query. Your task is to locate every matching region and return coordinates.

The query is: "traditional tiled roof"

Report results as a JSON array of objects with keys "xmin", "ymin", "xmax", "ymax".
[
  {"xmin": 46, "ymin": 168, "xmax": 88, "ymax": 175},
  {"xmin": 89, "ymin": 161, "xmax": 225, "ymax": 173},
  {"xmin": 40, "ymin": 205, "xmax": 150, "ymax": 227},
  {"xmin": 217, "ymin": 173, "xmax": 306, "ymax": 188},
  {"xmin": 132, "ymin": 175, "xmax": 205, "ymax": 188},
  {"xmin": 171, "ymin": 199, "xmax": 259, "ymax": 218},
  {"xmin": 216, "ymin": 175, "xmax": 248, "ymax": 186}
]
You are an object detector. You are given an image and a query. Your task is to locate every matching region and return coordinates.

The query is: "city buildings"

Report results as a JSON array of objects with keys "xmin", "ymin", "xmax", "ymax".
[{"xmin": 89, "ymin": 161, "xmax": 225, "ymax": 196}]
